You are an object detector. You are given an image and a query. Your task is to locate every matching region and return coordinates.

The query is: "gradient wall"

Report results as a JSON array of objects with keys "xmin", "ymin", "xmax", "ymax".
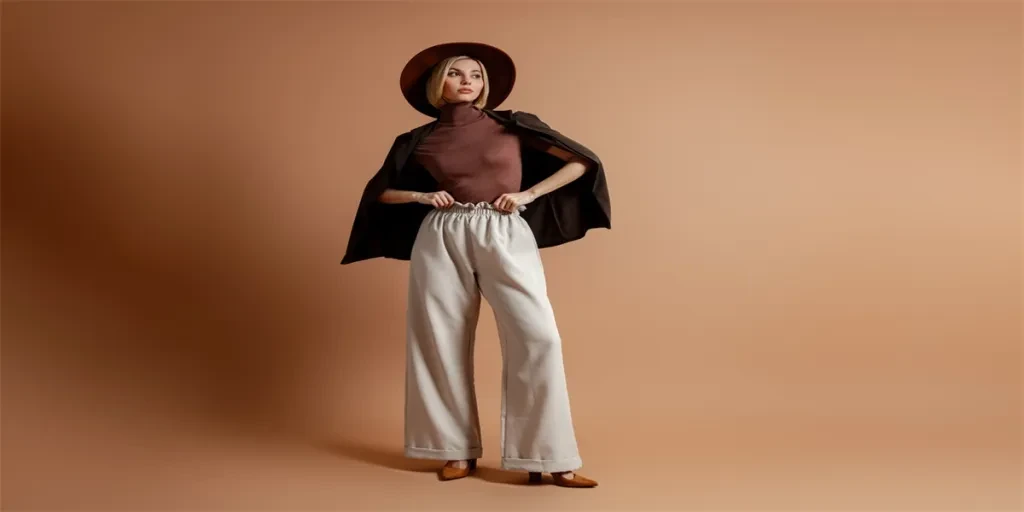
[{"xmin": 2, "ymin": 1, "xmax": 1020, "ymax": 510}]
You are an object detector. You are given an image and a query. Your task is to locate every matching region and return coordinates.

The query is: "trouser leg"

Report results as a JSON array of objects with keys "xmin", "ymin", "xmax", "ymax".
[
  {"xmin": 404, "ymin": 209, "xmax": 483, "ymax": 460},
  {"xmin": 472, "ymin": 206, "xmax": 583, "ymax": 473}
]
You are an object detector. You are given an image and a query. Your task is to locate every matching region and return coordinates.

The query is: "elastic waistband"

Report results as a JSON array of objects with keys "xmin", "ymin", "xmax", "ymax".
[{"xmin": 430, "ymin": 201, "xmax": 527, "ymax": 217}]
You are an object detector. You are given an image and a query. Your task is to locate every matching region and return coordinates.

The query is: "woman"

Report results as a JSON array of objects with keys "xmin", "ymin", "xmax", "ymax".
[{"xmin": 341, "ymin": 42, "xmax": 611, "ymax": 488}]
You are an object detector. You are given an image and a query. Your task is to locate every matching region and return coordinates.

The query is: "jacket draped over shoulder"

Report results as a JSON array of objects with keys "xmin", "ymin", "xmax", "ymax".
[{"xmin": 340, "ymin": 110, "xmax": 611, "ymax": 265}]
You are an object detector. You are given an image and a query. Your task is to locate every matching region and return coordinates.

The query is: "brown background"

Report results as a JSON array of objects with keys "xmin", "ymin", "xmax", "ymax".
[{"xmin": 2, "ymin": 1, "xmax": 1020, "ymax": 510}]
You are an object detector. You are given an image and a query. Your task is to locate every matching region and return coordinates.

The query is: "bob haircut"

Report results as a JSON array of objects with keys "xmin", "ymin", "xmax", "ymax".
[{"xmin": 425, "ymin": 55, "xmax": 490, "ymax": 110}]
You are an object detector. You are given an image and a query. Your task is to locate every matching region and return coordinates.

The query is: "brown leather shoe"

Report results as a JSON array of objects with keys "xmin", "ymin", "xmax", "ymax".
[
  {"xmin": 439, "ymin": 459, "xmax": 477, "ymax": 481},
  {"xmin": 528, "ymin": 471, "xmax": 598, "ymax": 488}
]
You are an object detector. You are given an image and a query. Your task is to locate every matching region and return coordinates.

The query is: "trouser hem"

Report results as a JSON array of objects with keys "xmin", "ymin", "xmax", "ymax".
[
  {"xmin": 501, "ymin": 455, "xmax": 583, "ymax": 472},
  {"xmin": 404, "ymin": 446, "xmax": 483, "ymax": 460}
]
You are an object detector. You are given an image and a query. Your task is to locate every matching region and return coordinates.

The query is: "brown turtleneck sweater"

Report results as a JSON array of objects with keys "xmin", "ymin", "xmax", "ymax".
[{"xmin": 412, "ymin": 102, "xmax": 522, "ymax": 204}]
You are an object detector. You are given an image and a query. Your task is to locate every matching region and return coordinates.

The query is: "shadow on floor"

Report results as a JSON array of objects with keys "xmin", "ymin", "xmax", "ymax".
[{"xmin": 317, "ymin": 438, "xmax": 534, "ymax": 486}]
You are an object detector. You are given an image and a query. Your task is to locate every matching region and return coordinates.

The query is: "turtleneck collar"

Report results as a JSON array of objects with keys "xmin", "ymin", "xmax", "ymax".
[{"xmin": 437, "ymin": 101, "xmax": 486, "ymax": 126}]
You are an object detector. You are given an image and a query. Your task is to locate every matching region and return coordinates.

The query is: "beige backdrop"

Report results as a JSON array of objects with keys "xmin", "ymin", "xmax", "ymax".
[{"xmin": 2, "ymin": 1, "xmax": 1020, "ymax": 510}]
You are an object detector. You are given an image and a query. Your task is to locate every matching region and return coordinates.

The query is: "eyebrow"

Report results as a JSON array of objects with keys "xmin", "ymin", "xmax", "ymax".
[{"xmin": 449, "ymin": 68, "xmax": 482, "ymax": 73}]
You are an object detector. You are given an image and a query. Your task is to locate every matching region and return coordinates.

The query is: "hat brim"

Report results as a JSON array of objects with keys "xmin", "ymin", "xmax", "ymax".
[{"xmin": 400, "ymin": 42, "xmax": 516, "ymax": 118}]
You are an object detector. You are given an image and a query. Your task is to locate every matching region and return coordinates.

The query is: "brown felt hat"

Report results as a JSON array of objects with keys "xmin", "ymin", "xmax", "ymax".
[{"xmin": 400, "ymin": 42, "xmax": 516, "ymax": 118}]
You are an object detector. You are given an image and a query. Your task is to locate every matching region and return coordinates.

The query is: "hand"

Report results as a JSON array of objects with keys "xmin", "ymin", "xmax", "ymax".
[
  {"xmin": 417, "ymin": 191, "xmax": 455, "ymax": 208},
  {"xmin": 492, "ymin": 190, "xmax": 537, "ymax": 212}
]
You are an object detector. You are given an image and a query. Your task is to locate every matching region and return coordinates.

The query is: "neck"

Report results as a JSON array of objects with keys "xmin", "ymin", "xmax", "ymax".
[{"xmin": 438, "ymin": 101, "xmax": 484, "ymax": 126}]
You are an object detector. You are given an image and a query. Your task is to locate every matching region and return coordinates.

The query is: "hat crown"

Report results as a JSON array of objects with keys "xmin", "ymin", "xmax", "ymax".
[{"xmin": 400, "ymin": 42, "xmax": 516, "ymax": 118}]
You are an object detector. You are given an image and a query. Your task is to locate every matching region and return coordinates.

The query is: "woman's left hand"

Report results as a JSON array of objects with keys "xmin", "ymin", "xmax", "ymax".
[{"xmin": 493, "ymin": 191, "xmax": 537, "ymax": 212}]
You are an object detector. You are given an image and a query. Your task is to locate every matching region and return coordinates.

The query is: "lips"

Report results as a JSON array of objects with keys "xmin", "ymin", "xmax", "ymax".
[{"xmin": 458, "ymin": 89, "xmax": 473, "ymax": 93}]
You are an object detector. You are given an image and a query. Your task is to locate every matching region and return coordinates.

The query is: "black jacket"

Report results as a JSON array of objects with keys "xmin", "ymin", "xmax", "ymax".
[{"xmin": 340, "ymin": 109, "xmax": 611, "ymax": 265}]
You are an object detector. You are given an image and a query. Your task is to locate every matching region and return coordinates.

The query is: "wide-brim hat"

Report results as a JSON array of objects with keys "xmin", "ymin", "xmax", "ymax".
[{"xmin": 400, "ymin": 41, "xmax": 516, "ymax": 118}]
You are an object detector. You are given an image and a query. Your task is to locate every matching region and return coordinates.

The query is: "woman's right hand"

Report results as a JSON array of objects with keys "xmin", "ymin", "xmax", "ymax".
[{"xmin": 417, "ymin": 191, "xmax": 455, "ymax": 209}]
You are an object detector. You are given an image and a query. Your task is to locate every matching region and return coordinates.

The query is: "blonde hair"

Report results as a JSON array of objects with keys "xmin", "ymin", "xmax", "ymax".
[{"xmin": 425, "ymin": 55, "xmax": 490, "ymax": 110}]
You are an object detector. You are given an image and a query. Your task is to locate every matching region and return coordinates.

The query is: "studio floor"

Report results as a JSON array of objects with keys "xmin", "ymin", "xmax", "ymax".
[{"xmin": 4, "ymin": 414, "xmax": 1017, "ymax": 511}]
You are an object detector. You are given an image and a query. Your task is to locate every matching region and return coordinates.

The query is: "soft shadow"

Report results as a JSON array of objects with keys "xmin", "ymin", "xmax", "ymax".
[
  {"xmin": 3, "ymin": 52, "xmax": 397, "ymax": 445},
  {"xmin": 317, "ymin": 438, "xmax": 436, "ymax": 473},
  {"xmin": 317, "ymin": 438, "xmax": 536, "ymax": 485},
  {"xmin": 472, "ymin": 465, "xmax": 535, "ymax": 487}
]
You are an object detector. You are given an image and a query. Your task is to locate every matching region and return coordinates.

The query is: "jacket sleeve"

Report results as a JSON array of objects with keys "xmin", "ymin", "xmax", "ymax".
[
  {"xmin": 514, "ymin": 111, "xmax": 602, "ymax": 173},
  {"xmin": 340, "ymin": 134, "xmax": 405, "ymax": 265},
  {"xmin": 513, "ymin": 110, "xmax": 612, "ymax": 236}
]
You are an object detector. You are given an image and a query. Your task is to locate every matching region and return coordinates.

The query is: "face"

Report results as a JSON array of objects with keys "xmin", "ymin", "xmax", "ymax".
[{"xmin": 441, "ymin": 58, "xmax": 483, "ymax": 104}]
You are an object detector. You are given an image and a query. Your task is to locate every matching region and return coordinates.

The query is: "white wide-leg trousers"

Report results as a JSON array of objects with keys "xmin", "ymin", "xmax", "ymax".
[{"xmin": 403, "ymin": 201, "xmax": 583, "ymax": 473}]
